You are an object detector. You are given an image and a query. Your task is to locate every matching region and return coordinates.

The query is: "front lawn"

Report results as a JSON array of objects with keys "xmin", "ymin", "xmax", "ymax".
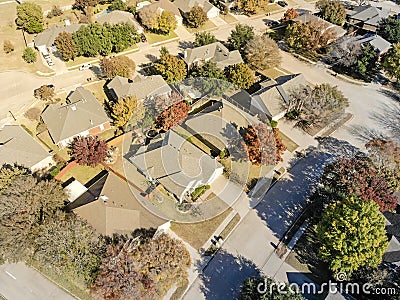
[
  {"xmin": 219, "ymin": 13, "xmax": 238, "ymax": 24},
  {"xmin": 277, "ymin": 130, "xmax": 299, "ymax": 152},
  {"xmin": 59, "ymin": 163, "xmax": 105, "ymax": 184},
  {"xmin": 185, "ymin": 20, "xmax": 217, "ymax": 33},
  {"xmin": 144, "ymin": 31, "xmax": 178, "ymax": 45},
  {"xmin": 170, "ymin": 207, "xmax": 232, "ymax": 250}
]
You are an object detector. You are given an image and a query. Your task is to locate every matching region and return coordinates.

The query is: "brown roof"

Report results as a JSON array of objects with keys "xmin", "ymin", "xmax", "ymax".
[{"xmin": 72, "ymin": 172, "xmax": 166, "ymax": 236}]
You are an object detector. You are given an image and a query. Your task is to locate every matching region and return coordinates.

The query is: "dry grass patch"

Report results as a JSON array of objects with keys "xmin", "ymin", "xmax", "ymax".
[{"xmin": 170, "ymin": 207, "xmax": 232, "ymax": 250}]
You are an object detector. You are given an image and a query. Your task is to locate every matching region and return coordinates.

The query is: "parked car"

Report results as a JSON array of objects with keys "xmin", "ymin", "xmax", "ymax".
[
  {"xmin": 277, "ymin": 1, "xmax": 288, "ymax": 6},
  {"xmin": 45, "ymin": 56, "xmax": 54, "ymax": 66},
  {"xmin": 267, "ymin": 20, "xmax": 280, "ymax": 27},
  {"xmin": 79, "ymin": 63, "xmax": 92, "ymax": 71},
  {"xmin": 141, "ymin": 34, "xmax": 147, "ymax": 43}
]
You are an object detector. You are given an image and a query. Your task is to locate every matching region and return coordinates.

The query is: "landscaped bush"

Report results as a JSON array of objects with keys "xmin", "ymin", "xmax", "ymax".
[
  {"xmin": 22, "ymin": 47, "xmax": 37, "ymax": 63},
  {"xmin": 3, "ymin": 40, "xmax": 14, "ymax": 53},
  {"xmin": 191, "ymin": 185, "xmax": 210, "ymax": 201},
  {"xmin": 219, "ymin": 148, "xmax": 229, "ymax": 159},
  {"xmin": 285, "ymin": 109, "xmax": 300, "ymax": 119},
  {"xmin": 270, "ymin": 120, "xmax": 278, "ymax": 128}
]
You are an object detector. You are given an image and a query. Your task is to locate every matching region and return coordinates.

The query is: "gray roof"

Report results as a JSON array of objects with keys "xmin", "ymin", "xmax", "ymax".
[
  {"xmin": 293, "ymin": 13, "xmax": 346, "ymax": 38},
  {"xmin": 174, "ymin": 0, "xmax": 216, "ymax": 14},
  {"xmin": 107, "ymin": 75, "xmax": 171, "ymax": 100},
  {"xmin": 96, "ymin": 10, "xmax": 144, "ymax": 32},
  {"xmin": 34, "ymin": 24, "xmax": 84, "ymax": 48},
  {"xmin": 357, "ymin": 33, "xmax": 391, "ymax": 54},
  {"xmin": 41, "ymin": 87, "xmax": 110, "ymax": 144},
  {"xmin": 251, "ymin": 74, "xmax": 306, "ymax": 119},
  {"xmin": 0, "ymin": 125, "xmax": 50, "ymax": 169},
  {"xmin": 128, "ymin": 130, "xmax": 222, "ymax": 199},
  {"xmin": 143, "ymin": 0, "xmax": 182, "ymax": 17},
  {"xmin": 183, "ymin": 42, "xmax": 243, "ymax": 69},
  {"xmin": 347, "ymin": 6, "xmax": 391, "ymax": 27}
]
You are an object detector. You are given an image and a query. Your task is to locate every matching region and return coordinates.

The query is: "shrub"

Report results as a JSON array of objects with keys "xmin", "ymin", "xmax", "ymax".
[
  {"xmin": 22, "ymin": 47, "xmax": 37, "ymax": 63},
  {"xmin": 3, "ymin": 40, "xmax": 14, "ymax": 54},
  {"xmin": 191, "ymin": 185, "xmax": 210, "ymax": 201},
  {"xmin": 47, "ymin": 5, "xmax": 63, "ymax": 18},
  {"xmin": 24, "ymin": 107, "xmax": 41, "ymax": 121},
  {"xmin": 270, "ymin": 120, "xmax": 278, "ymax": 128}
]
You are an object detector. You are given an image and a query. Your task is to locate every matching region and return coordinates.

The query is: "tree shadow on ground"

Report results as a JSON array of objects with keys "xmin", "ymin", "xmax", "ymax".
[
  {"xmin": 378, "ymin": 88, "xmax": 400, "ymax": 103},
  {"xmin": 255, "ymin": 138, "xmax": 362, "ymax": 239},
  {"xmin": 195, "ymin": 249, "xmax": 261, "ymax": 300},
  {"xmin": 178, "ymin": 40, "xmax": 194, "ymax": 50},
  {"xmin": 370, "ymin": 103, "xmax": 400, "ymax": 143},
  {"xmin": 145, "ymin": 53, "xmax": 158, "ymax": 63}
]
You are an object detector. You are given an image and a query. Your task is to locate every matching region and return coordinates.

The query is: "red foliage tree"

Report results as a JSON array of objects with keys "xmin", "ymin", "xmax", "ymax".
[
  {"xmin": 320, "ymin": 157, "xmax": 397, "ymax": 212},
  {"xmin": 280, "ymin": 8, "xmax": 299, "ymax": 23},
  {"xmin": 242, "ymin": 123, "xmax": 286, "ymax": 165},
  {"xmin": 155, "ymin": 100, "xmax": 190, "ymax": 131},
  {"xmin": 69, "ymin": 136, "xmax": 108, "ymax": 167}
]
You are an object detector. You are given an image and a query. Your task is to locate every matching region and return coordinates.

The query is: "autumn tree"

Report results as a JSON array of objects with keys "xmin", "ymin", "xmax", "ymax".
[
  {"xmin": 225, "ymin": 63, "xmax": 255, "ymax": 89},
  {"xmin": 288, "ymin": 83, "xmax": 348, "ymax": 128},
  {"xmin": 194, "ymin": 31, "xmax": 217, "ymax": 46},
  {"xmin": 327, "ymin": 35, "xmax": 362, "ymax": 68},
  {"xmin": 186, "ymin": 6, "xmax": 208, "ymax": 28},
  {"xmin": 0, "ymin": 175, "xmax": 67, "ymax": 262},
  {"xmin": 377, "ymin": 18, "xmax": 400, "ymax": 44},
  {"xmin": 154, "ymin": 47, "xmax": 187, "ymax": 83},
  {"xmin": 285, "ymin": 20, "xmax": 337, "ymax": 51},
  {"xmin": 157, "ymin": 10, "xmax": 177, "ymax": 34},
  {"xmin": 317, "ymin": 196, "xmax": 388, "ymax": 277},
  {"xmin": 236, "ymin": 0, "xmax": 268, "ymax": 15},
  {"xmin": 3, "ymin": 40, "xmax": 14, "ymax": 54},
  {"xmin": 239, "ymin": 276, "xmax": 304, "ymax": 299},
  {"xmin": 320, "ymin": 157, "xmax": 398, "ymax": 212},
  {"xmin": 34, "ymin": 85, "xmax": 55, "ymax": 101},
  {"xmin": 91, "ymin": 232, "xmax": 191, "ymax": 300},
  {"xmin": 54, "ymin": 32, "xmax": 77, "ymax": 61},
  {"xmin": 316, "ymin": 0, "xmax": 346, "ymax": 26},
  {"xmin": 382, "ymin": 42, "xmax": 400, "ymax": 82},
  {"xmin": 228, "ymin": 24, "xmax": 254, "ymax": 52},
  {"xmin": 155, "ymin": 100, "xmax": 190, "ymax": 130},
  {"xmin": 73, "ymin": 0, "xmax": 99, "ymax": 18},
  {"xmin": 138, "ymin": 6, "xmax": 159, "ymax": 31},
  {"xmin": 242, "ymin": 123, "xmax": 286, "ymax": 165},
  {"xmin": 100, "ymin": 55, "xmax": 136, "ymax": 79},
  {"xmin": 109, "ymin": 95, "xmax": 138, "ymax": 130},
  {"xmin": 139, "ymin": 8, "xmax": 177, "ymax": 34},
  {"xmin": 244, "ymin": 35, "xmax": 281, "ymax": 70},
  {"xmin": 34, "ymin": 212, "xmax": 106, "ymax": 286},
  {"xmin": 366, "ymin": 138, "xmax": 400, "ymax": 191},
  {"xmin": 16, "ymin": 2, "xmax": 44, "ymax": 33},
  {"xmin": 69, "ymin": 136, "xmax": 108, "ymax": 167},
  {"xmin": 47, "ymin": 5, "xmax": 63, "ymax": 18},
  {"xmin": 0, "ymin": 164, "xmax": 29, "ymax": 193},
  {"xmin": 281, "ymin": 8, "xmax": 299, "ymax": 23},
  {"xmin": 22, "ymin": 47, "xmax": 37, "ymax": 63}
]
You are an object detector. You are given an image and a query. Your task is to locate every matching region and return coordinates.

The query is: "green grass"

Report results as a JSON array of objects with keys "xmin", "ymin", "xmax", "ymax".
[
  {"xmin": 259, "ymin": 67, "xmax": 288, "ymax": 79},
  {"xmin": 170, "ymin": 208, "xmax": 232, "ymax": 250},
  {"xmin": 59, "ymin": 163, "xmax": 105, "ymax": 184},
  {"xmin": 185, "ymin": 20, "xmax": 217, "ymax": 33},
  {"xmin": 145, "ymin": 31, "xmax": 178, "ymax": 45},
  {"xmin": 84, "ymin": 80, "xmax": 108, "ymax": 102},
  {"xmin": 277, "ymin": 130, "xmax": 299, "ymax": 152},
  {"xmin": 66, "ymin": 56, "xmax": 98, "ymax": 68}
]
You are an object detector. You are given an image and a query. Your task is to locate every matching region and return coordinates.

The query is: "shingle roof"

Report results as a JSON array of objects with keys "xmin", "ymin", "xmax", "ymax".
[
  {"xmin": 96, "ymin": 10, "xmax": 144, "ymax": 32},
  {"xmin": 293, "ymin": 13, "xmax": 346, "ymax": 38},
  {"xmin": 128, "ymin": 130, "xmax": 222, "ymax": 199},
  {"xmin": 174, "ymin": 0, "xmax": 216, "ymax": 13},
  {"xmin": 34, "ymin": 24, "xmax": 84, "ymax": 48},
  {"xmin": 251, "ymin": 74, "xmax": 306, "ymax": 119},
  {"xmin": 183, "ymin": 42, "xmax": 243, "ymax": 69},
  {"xmin": 144, "ymin": 0, "xmax": 182, "ymax": 17},
  {"xmin": 69, "ymin": 172, "xmax": 165, "ymax": 235},
  {"xmin": 107, "ymin": 75, "xmax": 171, "ymax": 100},
  {"xmin": 357, "ymin": 34, "xmax": 391, "ymax": 54},
  {"xmin": 0, "ymin": 125, "xmax": 51, "ymax": 169},
  {"xmin": 41, "ymin": 87, "xmax": 110, "ymax": 144},
  {"xmin": 348, "ymin": 6, "xmax": 391, "ymax": 27}
]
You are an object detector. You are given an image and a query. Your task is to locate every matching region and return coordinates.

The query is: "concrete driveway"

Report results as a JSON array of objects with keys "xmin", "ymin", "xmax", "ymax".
[{"xmin": 0, "ymin": 263, "xmax": 74, "ymax": 300}]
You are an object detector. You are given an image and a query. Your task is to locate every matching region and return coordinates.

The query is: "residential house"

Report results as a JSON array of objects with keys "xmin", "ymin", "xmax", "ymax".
[
  {"xmin": 65, "ymin": 171, "xmax": 166, "ymax": 235},
  {"xmin": 227, "ymin": 74, "xmax": 307, "ymax": 121},
  {"xmin": 41, "ymin": 87, "xmax": 111, "ymax": 148},
  {"xmin": 292, "ymin": 13, "xmax": 347, "ymax": 39},
  {"xmin": 137, "ymin": 0, "xmax": 183, "ymax": 26},
  {"xmin": 0, "ymin": 125, "xmax": 53, "ymax": 172},
  {"xmin": 383, "ymin": 210, "xmax": 400, "ymax": 266},
  {"xmin": 183, "ymin": 42, "xmax": 243, "ymax": 69},
  {"xmin": 356, "ymin": 33, "xmax": 391, "ymax": 57},
  {"xmin": 127, "ymin": 130, "xmax": 223, "ymax": 203},
  {"xmin": 106, "ymin": 74, "xmax": 172, "ymax": 101},
  {"xmin": 347, "ymin": 6, "xmax": 391, "ymax": 32},
  {"xmin": 174, "ymin": 0, "xmax": 220, "ymax": 19},
  {"xmin": 34, "ymin": 23, "xmax": 84, "ymax": 55},
  {"xmin": 97, "ymin": 10, "xmax": 144, "ymax": 34}
]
